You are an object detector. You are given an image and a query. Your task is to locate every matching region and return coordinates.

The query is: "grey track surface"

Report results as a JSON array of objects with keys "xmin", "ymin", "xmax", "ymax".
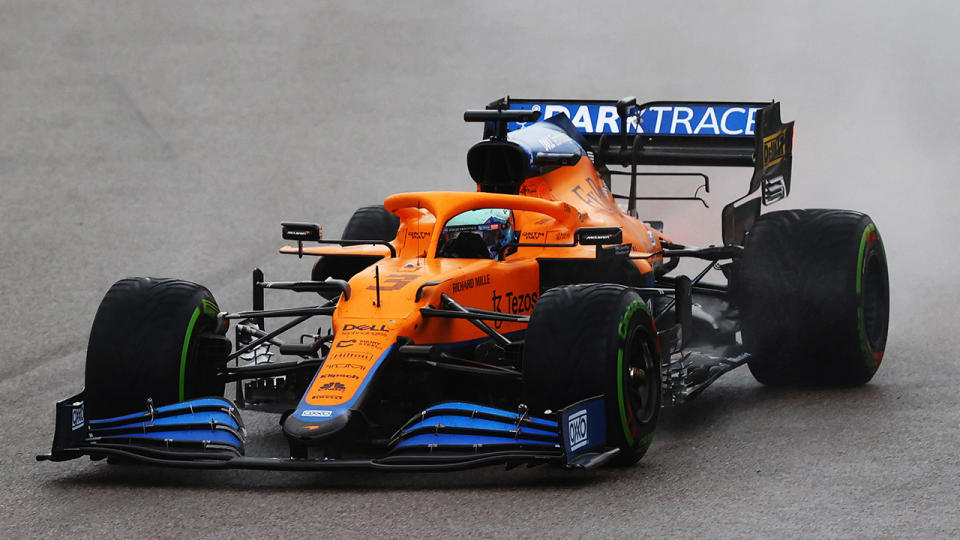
[{"xmin": 2, "ymin": 1, "xmax": 959, "ymax": 537}]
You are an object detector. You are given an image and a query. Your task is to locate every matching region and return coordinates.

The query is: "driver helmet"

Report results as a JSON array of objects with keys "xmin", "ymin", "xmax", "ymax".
[{"xmin": 441, "ymin": 208, "xmax": 515, "ymax": 258}]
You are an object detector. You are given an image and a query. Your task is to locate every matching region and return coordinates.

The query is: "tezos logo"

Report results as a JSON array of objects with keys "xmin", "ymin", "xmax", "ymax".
[
  {"xmin": 568, "ymin": 409, "xmax": 589, "ymax": 451},
  {"xmin": 302, "ymin": 409, "xmax": 333, "ymax": 418},
  {"xmin": 342, "ymin": 323, "xmax": 390, "ymax": 333}
]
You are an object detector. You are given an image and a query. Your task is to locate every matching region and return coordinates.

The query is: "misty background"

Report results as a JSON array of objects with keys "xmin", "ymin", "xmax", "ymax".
[{"xmin": 1, "ymin": 1, "xmax": 957, "ymax": 537}]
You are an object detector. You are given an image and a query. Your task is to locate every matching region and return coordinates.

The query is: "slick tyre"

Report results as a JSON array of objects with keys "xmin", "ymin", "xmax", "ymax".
[
  {"xmin": 311, "ymin": 205, "xmax": 400, "ymax": 297},
  {"xmin": 341, "ymin": 205, "xmax": 402, "ymax": 241},
  {"xmin": 737, "ymin": 210, "xmax": 889, "ymax": 386},
  {"xmin": 84, "ymin": 278, "xmax": 230, "ymax": 419},
  {"xmin": 523, "ymin": 284, "xmax": 661, "ymax": 465}
]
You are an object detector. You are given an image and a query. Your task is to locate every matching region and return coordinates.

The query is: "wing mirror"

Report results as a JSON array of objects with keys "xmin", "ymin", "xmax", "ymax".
[
  {"xmin": 574, "ymin": 227, "xmax": 623, "ymax": 245},
  {"xmin": 281, "ymin": 222, "xmax": 322, "ymax": 242}
]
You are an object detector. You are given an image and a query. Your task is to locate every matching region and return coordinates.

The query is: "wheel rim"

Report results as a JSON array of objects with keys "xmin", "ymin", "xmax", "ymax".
[
  {"xmin": 624, "ymin": 327, "xmax": 658, "ymax": 425},
  {"xmin": 861, "ymin": 250, "xmax": 889, "ymax": 351}
]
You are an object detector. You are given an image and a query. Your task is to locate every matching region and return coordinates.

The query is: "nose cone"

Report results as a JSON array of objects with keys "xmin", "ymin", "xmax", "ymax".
[
  {"xmin": 282, "ymin": 338, "xmax": 399, "ymax": 447},
  {"xmin": 283, "ymin": 407, "xmax": 352, "ymax": 442}
]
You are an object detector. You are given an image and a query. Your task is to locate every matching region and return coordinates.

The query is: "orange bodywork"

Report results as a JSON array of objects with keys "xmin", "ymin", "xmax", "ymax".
[{"xmin": 280, "ymin": 157, "xmax": 670, "ymax": 414}]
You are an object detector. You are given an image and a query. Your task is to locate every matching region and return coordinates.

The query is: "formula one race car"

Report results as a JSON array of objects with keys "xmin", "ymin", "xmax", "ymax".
[{"xmin": 39, "ymin": 97, "xmax": 889, "ymax": 472}]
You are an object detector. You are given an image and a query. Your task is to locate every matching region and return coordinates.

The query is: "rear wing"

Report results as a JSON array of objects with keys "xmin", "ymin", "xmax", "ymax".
[{"xmin": 485, "ymin": 97, "xmax": 794, "ymax": 204}]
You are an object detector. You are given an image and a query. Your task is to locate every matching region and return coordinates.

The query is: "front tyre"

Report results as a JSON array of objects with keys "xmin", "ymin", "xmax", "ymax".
[
  {"xmin": 523, "ymin": 284, "xmax": 661, "ymax": 465},
  {"xmin": 738, "ymin": 210, "xmax": 889, "ymax": 386},
  {"xmin": 84, "ymin": 278, "xmax": 230, "ymax": 419}
]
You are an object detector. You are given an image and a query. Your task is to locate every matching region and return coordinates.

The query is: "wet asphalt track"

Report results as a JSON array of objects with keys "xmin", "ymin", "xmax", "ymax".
[{"xmin": 3, "ymin": 1, "xmax": 960, "ymax": 537}]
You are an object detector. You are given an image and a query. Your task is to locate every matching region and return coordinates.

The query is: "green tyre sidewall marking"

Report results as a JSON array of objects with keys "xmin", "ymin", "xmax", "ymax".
[
  {"xmin": 855, "ymin": 223, "xmax": 882, "ymax": 371},
  {"xmin": 179, "ymin": 307, "xmax": 202, "ymax": 402},
  {"xmin": 201, "ymin": 299, "xmax": 219, "ymax": 318},
  {"xmin": 616, "ymin": 299, "xmax": 652, "ymax": 452}
]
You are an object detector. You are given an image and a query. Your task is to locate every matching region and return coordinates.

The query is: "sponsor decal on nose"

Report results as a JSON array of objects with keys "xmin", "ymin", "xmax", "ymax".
[{"xmin": 301, "ymin": 409, "xmax": 333, "ymax": 418}]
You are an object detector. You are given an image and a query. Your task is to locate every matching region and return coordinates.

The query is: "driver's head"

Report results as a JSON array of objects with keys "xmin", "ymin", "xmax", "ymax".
[{"xmin": 439, "ymin": 208, "xmax": 515, "ymax": 259}]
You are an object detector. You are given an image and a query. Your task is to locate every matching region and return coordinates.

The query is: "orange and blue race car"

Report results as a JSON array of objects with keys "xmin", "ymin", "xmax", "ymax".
[{"xmin": 39, "ymin": 97, "xmax": 889, "ymax": 472}]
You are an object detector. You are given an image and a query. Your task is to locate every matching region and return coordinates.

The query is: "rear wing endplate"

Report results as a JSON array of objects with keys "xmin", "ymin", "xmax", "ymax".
[{"xmin": 486, "ymin": 97, "xmax": 794, "ymax": 203}]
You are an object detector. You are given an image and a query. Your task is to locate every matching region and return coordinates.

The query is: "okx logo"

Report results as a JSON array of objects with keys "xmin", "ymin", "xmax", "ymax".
[
  {"xmin": 71, "ymin": 404, "xmax": 85, "ymax": 431},
  {"xmin": 567, "ymin": 409, "xmax": 589, "ymax": 451}
]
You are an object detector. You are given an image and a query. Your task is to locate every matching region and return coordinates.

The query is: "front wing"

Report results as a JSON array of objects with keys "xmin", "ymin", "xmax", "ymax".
[{"xmin": 37, "ymin": 394, "xmax": 617, "ymax": 472}]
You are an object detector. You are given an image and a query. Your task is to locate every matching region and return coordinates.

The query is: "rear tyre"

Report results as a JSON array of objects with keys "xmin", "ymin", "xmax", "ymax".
[
  {"xmin": 737, "ymin": 209, "xmax": 889, "ymax": 386},
  {"xmin": 311, "ymin": 205, "xmax": 400, "ymax": 297},
  {"xmin": 84, "ymin": 278, "xmax": 230, "ymax": 419},
  {"xmin": 523, "ymin": 284, "xmax": 661, "ymax": 465},
  {"xmin": 341, "ymin": 205, "xmax": 401, "ymax": 241}
]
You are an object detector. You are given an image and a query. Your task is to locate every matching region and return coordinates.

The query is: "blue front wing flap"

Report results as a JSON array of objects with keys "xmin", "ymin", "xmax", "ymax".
[
  {"xmin": 389, "ymin": 402, "xmax": 561, "ymax": 453},
  {"xmin": 388, "ymin": 398, "xmax": 614, "ymax": 469},
  {"xmin": 42, "ymin": 394, "xmax": 246, "ymax": 461}
]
